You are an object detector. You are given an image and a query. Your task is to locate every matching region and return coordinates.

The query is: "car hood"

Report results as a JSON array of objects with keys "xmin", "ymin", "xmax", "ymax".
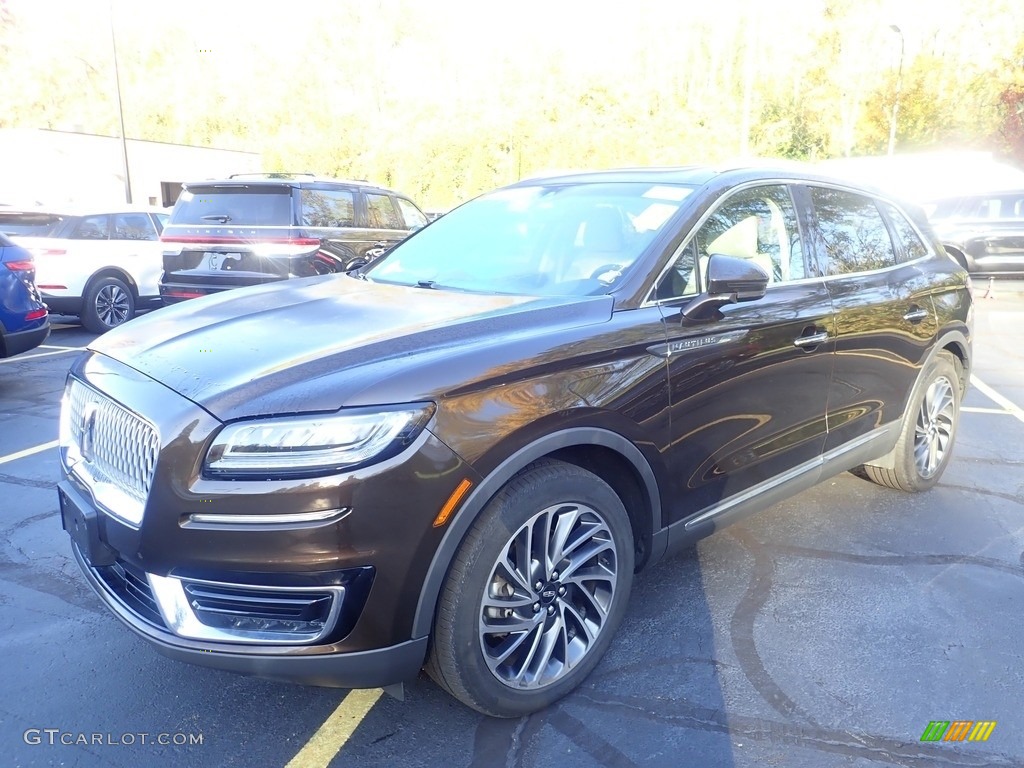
[{"xmin": 90, "ymin": 275, "xmax": 613, "ymax": 420}]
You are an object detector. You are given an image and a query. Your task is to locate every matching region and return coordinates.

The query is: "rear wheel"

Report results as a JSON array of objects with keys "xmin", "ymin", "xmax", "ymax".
[
  {"xmin": 82, "ymin": 276, "xmax": 135, "ymax": 333},
  {"xmin": 861, "ymin": 350, "xmax": 961, "ymax": 492},
  {"xmin": 427, "ymin": 459, "xmax": 634, "ymax": 717}
]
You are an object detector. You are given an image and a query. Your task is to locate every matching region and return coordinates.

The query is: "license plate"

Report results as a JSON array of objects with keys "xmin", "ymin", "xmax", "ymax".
[
  {"xmin": 202, "ymin": 252, "xmax": 243, "ymax": 271},
  {"xmin": 60, "ymin": 486, "xmax": 117, "ymax": 567}
]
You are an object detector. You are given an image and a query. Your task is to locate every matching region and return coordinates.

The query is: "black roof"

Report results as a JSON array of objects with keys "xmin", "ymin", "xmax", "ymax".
[{"xmin": 509, "ymin": 161, "xmax": 899, "ymax": 200}]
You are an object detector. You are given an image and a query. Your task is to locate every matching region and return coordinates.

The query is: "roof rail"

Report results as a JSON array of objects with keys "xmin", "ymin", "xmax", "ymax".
[{"xmin": 227, "ymin": 172, "xmax": 317, "ymax": 179}]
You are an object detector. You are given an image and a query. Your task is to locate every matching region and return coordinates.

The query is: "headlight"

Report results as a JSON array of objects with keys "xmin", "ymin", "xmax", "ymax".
[{"xmin": 204, "ymin": 403, "xmax": 435, "ymax": 479}]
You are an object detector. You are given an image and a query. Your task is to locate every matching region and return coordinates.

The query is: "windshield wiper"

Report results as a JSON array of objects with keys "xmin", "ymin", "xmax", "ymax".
[
  {"xmin": 201, "ymin": 214, "xmax": 232, "ymax": 223},
  {"xmin": 415, "ymin": 279, "xmax": 438, "ymax": 289}
]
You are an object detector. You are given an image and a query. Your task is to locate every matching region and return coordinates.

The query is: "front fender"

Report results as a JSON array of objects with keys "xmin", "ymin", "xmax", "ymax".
[{"xmin": 410, "ymin": 426, "xmax": 665, "ymax": 638}]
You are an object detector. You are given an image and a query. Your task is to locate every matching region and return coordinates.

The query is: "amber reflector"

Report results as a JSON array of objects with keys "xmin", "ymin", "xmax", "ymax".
[{"xmin": 433, "ymin": 478, "xmax": 473, "ymax": 528}]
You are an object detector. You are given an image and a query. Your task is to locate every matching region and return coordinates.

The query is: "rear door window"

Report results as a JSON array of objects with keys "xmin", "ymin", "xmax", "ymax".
[
  {"xmin": 170, "ymin": 187, "xmax": 293, "ymax": 226},
  {"xmin": 810, "ymin": 187, "xmax": 897, "ymax": 275},
  {"xmin": 300, "ymin": 188, "xmax": 355, "ymax": 227},
  {"xmin": 365, "ymin": 193, "xmax": 403, "ymax": 229},
  {"xmin": 70, "ymin": 215, "xmax": 110, "ymax": 240}
]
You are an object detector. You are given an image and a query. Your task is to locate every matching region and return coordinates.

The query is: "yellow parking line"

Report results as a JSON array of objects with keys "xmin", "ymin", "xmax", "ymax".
[{"xmin": 285, "ymin": 688, "xmax": 383, "ymax": 768}]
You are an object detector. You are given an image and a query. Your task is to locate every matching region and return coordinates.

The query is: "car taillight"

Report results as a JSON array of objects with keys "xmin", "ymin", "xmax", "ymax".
[
  {"xmin": 4, "ymin": 259, "xmax": 34, "ymax": 271},
  {"xmin": 25, "ymin": 308, "xmax": 47, "ymax": 321}
]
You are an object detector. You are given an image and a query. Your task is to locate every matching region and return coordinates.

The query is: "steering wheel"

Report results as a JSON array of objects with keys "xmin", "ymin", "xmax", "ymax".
[{"xmin": 589, "ymin": 264, "xmax": 624, "ymax": 283}]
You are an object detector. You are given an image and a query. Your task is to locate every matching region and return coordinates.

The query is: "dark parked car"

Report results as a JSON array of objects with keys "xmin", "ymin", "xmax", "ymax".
[
  {"xmin": 0, "ymin": 232, "xmax": 49, "ymax": 357},
  {"xmin": 925, "ymin": 189, "xmax": 1024, "ymax": 275},
  {"xmin": 159, "ymin": 174, "xmax": 428, "ymax": 303},
  {"xmin": 60, "ymin": 166, "xmax": 971, "ymax": 717}
]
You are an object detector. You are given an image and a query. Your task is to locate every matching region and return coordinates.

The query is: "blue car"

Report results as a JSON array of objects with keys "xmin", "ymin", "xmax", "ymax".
[{"xmin": 0, "ymin": 231, "xmax": 49, "ymax": 358}]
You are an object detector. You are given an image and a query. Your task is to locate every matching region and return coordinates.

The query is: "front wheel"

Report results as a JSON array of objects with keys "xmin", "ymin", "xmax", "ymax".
[
  {"xmin": 861, "ymin": 350, "xmax": 962, "ymax": 492},
  {"xmin": 426, "ymin": 459, "xmax": 634, "ymax": 717},
  {"xmin": 81, "ymin": 276, "xmax": 135, "ymax": 333}
]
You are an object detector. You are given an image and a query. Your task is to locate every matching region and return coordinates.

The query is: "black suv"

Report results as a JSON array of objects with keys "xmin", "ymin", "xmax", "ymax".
[
  {"xmin": 159, "ymin": 174, "xmax": 428, "ymax": 303},
  {"xmin": 925, "ymin": 189, "xmax": 1024, "ymax": 275},
  {"xmin": 60, "ymin": 166, "xmax": 972, "ymax": 717}
]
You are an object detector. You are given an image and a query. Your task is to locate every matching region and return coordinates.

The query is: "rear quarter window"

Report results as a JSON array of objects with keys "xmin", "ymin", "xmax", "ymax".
[
  {"xmin": 300, "ymin": 189, "xmax": 355, "ymax": 228},
  {"xmin": 0, "ymin": 212, "xmax": 65, "ymax": 237},
  {"xmin": 879, "ymin": 202, "xmax": 928, "ymax": 262}
]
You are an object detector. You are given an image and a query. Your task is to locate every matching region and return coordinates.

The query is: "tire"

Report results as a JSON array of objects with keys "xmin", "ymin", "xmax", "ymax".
[
  {"xmin": 426, "ymin": 458, "xmax": 634, "ymax": 717},
  {"xmin": 81, "ymin": 276, "xmax": 135, "ymax": 333},
  {"xmin": 861, "ymin": 350, "xmax": 961, "ymax": 492}
]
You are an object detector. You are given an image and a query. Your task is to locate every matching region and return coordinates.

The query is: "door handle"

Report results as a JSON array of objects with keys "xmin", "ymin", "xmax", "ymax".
[
  {"xmin": 903, "ymin": 307, "xmax": 929, "ymax": 323},
  {"xmin": 793, "ymin": 331, "xmax": 829, "ymax": 348}
]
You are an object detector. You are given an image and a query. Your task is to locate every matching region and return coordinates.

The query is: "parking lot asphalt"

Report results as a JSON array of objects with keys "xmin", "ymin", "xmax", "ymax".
[{"xmin": 1, "ymin": 284, "xmax": 1022, "ymax": 768}]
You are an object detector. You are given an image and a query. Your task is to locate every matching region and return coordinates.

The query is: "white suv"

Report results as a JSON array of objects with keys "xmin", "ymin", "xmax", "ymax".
[{"xmin": 0, "ymin": 206, "xmax": 169, "ymax": 332}]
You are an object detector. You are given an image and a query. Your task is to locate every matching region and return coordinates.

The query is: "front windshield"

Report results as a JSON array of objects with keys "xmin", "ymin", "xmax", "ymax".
[{"xmin": 366, "ymin": 182, "xmax": 694, "ymax": 295}]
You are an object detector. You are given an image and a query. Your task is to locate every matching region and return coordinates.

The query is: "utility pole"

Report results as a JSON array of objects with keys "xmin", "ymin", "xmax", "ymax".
[
  {"xmin": 109, "ymin": 0, "xmax": 132, "ymax": 203},
  {"xmin": 887, "ymin": 25, "xmax": 905, "ymax": 157}
]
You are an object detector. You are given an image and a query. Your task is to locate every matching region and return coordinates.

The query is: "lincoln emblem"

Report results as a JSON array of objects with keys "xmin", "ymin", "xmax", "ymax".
[{"xmin": 81, "ymin": 403, "xmax": 99, "ymax": 463}]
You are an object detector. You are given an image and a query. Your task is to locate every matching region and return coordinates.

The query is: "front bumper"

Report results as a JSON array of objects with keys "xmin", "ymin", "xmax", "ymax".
[
  {"xmin": 70, "ymin": 539, "xmax": 427, "ymax": 687},
  {"xmin": 59, "ymin": 351, "xmax": 476, "ymax": 687}
]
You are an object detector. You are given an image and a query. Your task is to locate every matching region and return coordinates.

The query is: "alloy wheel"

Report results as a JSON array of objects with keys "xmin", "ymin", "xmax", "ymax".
[
  {"xmin": 95, "ymin": 284, "xmax": 131, "ymax": 327},
  {"xmin": 914, "ymin": 374, "xmax": 955, "ymax": 479},
  {"xmin": 479, "ymin": 502, "xmax": 618, "ymax": 690}
]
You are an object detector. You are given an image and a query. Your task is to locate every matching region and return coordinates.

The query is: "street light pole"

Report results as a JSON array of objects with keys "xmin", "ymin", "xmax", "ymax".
[
  {"xmin": 109, "ymin": 0, "xmax": 132, "ymax": 203},
  {"xmin": 887, "ymin": 24, "xmax": 905, "ymax": 157}
]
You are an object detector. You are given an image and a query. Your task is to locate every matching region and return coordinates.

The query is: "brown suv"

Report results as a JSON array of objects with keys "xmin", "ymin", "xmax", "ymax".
[
  {"xmin": 159, "ymin": 173, "xmax": 428, "ymax": 303},
  {"xmin": 60, "ymin": 165, "xmax": 972, "ymax": 717}
]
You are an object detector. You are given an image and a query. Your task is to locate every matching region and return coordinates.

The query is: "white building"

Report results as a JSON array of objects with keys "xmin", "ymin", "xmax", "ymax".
[{"xmin": 0, "ymin": 128, "xmax": 261, "ymax": 208}]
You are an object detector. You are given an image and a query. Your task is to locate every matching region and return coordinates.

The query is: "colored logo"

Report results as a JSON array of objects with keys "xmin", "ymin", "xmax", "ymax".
[{"xmin": 921, "ymin": 721, "xmax": 996, "ymax": 742}]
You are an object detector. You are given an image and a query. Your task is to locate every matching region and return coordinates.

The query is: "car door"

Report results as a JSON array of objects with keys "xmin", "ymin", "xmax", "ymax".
[
  {"xmin": 110, "ymin": 212, "xmax": 162, "ymax": 298},
  {"xmin": 804, "ymin": 185, "xmax": 939, "ymax": 455},
  {"xmin": 653, "ymin": 183, "xmax": 834, "ymax": 532},
  {"xmin": 46, "ymin": 214, "xmax": 113, "ymax": 298}
]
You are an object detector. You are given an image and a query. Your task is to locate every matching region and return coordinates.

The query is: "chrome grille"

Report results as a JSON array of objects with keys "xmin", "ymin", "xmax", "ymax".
[{"xmin": 61, "ymin": 377, "xmax": 160, "ymax": 527}]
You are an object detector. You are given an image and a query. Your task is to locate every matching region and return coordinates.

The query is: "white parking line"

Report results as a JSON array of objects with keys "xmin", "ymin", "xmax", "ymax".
[
  {"xmin": 970, "ymin": 375, "xmax": 1024, "ymax": 425},
  {"xmin": 961, "ymin": 406, "xmax": 1016, "ymax": 415},
  {"xmin": 39, "ymin": 344, "xmax": 88, "ymax": 351},
  {"xmin": 0, "ymin": 348, "xmax": 79, "ymax": 364},
  {"xmin": 0, "ymin": 440, "xmax": 59, "ymax": 466}
]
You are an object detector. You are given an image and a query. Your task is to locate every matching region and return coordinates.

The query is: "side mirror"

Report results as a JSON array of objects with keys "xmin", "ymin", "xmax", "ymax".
[{"xmin": 682, "ymin": 254, "xmax": 769, "ymax": 320}]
